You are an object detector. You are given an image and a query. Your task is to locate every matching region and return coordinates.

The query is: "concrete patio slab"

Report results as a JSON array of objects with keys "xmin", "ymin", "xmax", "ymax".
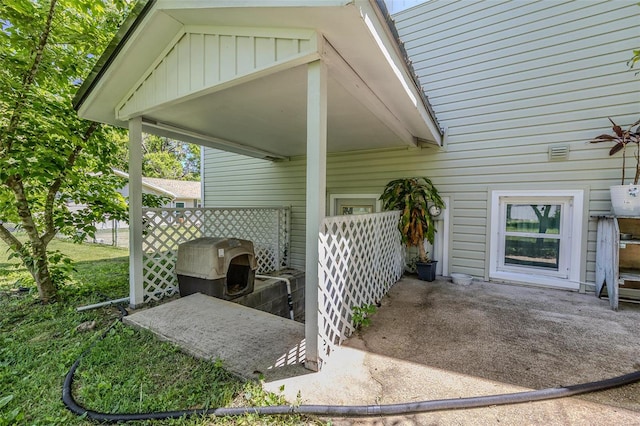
[
  {"xmin": 265, "ymin": 345, "xmax": 640, "ymax": 425},
  {"xmin": 123, "ymin": 293, "xmax": 305, "ymax": 379},
  {"xmin": 264, "ymin": 277, "xmax": 640, "ymax": 425},
  {"xmin": 124, "ymin": 278, "xmax": 640, "ymax": 425}
]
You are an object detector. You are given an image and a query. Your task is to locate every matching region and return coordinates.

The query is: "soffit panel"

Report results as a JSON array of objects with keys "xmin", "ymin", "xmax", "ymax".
[
  {"xmin": 146, "ymin": 65, "xmax": 402, "ymax": 157},
  {"xmin": 160, "ymin": 4, "xmax": 441, "ymax": 142}
]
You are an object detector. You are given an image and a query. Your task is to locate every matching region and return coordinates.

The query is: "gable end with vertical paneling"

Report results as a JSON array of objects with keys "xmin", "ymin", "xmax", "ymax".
[{"xmin": 116, "ymin": 26, "xmax": 318, "ymax": 120}]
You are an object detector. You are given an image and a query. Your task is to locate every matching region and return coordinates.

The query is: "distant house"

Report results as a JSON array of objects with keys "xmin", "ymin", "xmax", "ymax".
[{"xmin": 113, "ymin": 170, "xmax": 201, "ymax": 208}]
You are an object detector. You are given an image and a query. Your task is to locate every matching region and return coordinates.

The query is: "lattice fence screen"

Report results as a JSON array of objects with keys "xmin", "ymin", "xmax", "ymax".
[
  {"xmin": 142, "ymin": 207, "xmax": 290, "ymax": 302},
  {"xmin": 318, "ymin": 211, "xmax": 403, "ymax": 360}
]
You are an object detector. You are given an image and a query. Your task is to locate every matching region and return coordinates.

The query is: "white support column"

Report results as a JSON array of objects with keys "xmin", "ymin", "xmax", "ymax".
[
  {"xmin": 128, "ymin": 116, "xmax": 144, "ymax": 307},
  {"xmin": 304, "ymin": 59, "xmax": 327, "ymax": 371}
]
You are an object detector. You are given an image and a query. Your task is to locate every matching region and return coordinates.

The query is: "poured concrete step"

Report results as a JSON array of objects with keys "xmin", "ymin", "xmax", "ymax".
[{"xmin": 123, "ymin": 293, "xmax": 305, "ymax": 380}]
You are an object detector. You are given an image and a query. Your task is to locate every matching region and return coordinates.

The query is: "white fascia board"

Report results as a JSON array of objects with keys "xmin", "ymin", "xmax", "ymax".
[
  {"xmin": 357, "ymin": 1, "xmax": 442, "ymax": 145},
  {"xmin": 112, "ymin": 169, "xmax": 176, "ymax": 198},
  {"xmin": 157, "ymin": 0, "xmax": 351, "ymax": 9},
  {"xmin": 141, "ymin": 182, "xmax": 176, "ymax": 199},
  {"xmin": 112, "ymin": 169, "xmax": 129, "ymax": 179},
  {"xmin": 78, "ymin": 9, "xmax": 183, "ymax": 125},
  {"xmin": 183, "ymin": 25, "xmax": 316, "ymax": 40},
  {"xmin": 323, "ymin": 39, "xmax": 417, "ymax": 147}
]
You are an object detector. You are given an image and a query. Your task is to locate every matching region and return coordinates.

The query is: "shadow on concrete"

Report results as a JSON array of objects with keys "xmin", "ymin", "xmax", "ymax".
[{"xmin": 345, "ymin": 276, "xmax": 640, "ymax": 413}]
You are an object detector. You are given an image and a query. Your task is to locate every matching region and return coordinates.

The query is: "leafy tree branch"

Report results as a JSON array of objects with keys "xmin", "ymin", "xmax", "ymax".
[
  {"xmin": 0, "ymin": 0, "xmax": 132, "ymax": 303},
  {"xmin": 0, "ymin": 0, "xmax": 57, "ymax": 154}
]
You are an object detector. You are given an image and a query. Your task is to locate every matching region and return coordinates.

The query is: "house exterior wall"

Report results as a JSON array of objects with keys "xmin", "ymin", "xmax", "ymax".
[
  {"xmin": 173, "ymin": 197, "xmax": 200, "ymax": 208},
  {"xmin": 203, "ymin": 0, "xmax": 639, "ymax": 290}
]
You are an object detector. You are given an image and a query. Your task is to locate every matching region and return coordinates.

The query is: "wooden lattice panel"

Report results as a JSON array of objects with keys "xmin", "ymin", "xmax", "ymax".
[
  {"xmin": 318, "ymin": 211, "xmax": 403, "ymax": 360},
  {"xmin": 141, "ymin": 207, "xmax": 289, "ymax": 302}
]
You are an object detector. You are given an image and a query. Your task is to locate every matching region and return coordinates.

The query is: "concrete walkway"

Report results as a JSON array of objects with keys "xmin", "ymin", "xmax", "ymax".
[
  {"xmin": 125, "ymin": 278, "xmax": 640, "ymax": 425},
  {"xmin": 123, "ymin": 293, "xmax": 306, "ymax": 379}
]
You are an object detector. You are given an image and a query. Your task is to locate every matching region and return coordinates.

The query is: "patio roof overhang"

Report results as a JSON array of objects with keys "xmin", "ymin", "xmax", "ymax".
[
  {"xmin": 74, "ymin": 0, "xmax": 442, "ymax": 160},
  {"xmin": 76, "ymin": 0, "xmax": 442, "ymax": 370}
]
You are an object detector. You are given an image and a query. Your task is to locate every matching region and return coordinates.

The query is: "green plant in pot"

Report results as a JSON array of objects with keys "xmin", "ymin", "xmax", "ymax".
[
  {"xmin": 380, "ymin": 177, "xmax": 445, "ymax": 281},
  {"xmin": 590, "ymin": 117, "xmax": 640, "ymax": 216}
]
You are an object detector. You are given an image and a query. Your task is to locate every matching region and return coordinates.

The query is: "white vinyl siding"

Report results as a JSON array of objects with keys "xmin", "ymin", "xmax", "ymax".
[
  {"xmin": 204, "ymin": 146, "xmax": 480, "ymax": 274},
  {"xmin": 203, "ymin": 0, "xmax": 639, "ymax": 291},
  {"xmin": 394, "ymin": 0, "xmax": 639, "ymax": 290}
]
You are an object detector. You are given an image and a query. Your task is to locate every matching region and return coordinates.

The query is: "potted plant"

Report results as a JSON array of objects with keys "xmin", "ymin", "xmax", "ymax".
[
  {"xmin": 591, "ymin": 117, "xmax": 640, "ymax": 216},
  {"xmin": 380, "ymin": 177, "xmax": 445, "ymax": 281}
]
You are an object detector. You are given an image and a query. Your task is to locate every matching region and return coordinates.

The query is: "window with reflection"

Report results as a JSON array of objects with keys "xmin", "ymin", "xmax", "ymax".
[{"xmin": 504, "ymin": 204, "xmax": 561, "ymax": 271}]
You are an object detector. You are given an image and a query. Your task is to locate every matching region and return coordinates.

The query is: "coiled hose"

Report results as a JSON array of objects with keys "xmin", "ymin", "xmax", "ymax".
[{"xmin": 63, "ymin": 306, "xmax": 640, "ymax": 423}]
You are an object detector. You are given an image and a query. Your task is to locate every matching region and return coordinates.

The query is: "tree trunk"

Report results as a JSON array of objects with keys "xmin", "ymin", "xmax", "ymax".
[
  {"xmin": 3, "ymin": 175, "xmax": 58, "ymax": 303},
  {"xmin": 31, "ymin": 241, "xmax": 56, "ymax": 303},
  {"xmin": 0, "ymin": 224, "xmax": 56, "ymax": 303},
  {"xmin": 418, "ymin": 240, "xmax": 428, "ymax": 262}
]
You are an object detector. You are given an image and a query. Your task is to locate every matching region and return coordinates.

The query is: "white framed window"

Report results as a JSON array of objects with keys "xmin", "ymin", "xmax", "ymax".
[
  {"xmin": 175, "ymin": 201, "xmax": 185, "ymax": 208},
  {"xmin": 329, "ymin": 193, "xmax": 382, "ymax": 216},
  {"xmin": 489, "ymin": 190, "xmax": 584, "ymax": 290}
]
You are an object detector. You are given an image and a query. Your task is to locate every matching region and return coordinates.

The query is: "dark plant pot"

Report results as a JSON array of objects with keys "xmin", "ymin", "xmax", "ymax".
[{"xmin": 416, "ymin": 260, "xmax": 437, "ymax": 282}]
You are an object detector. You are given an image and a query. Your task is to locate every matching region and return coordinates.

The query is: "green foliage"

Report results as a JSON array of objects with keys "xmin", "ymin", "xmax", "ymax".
[
  {"xmin": 629, "ymin": 49, "xmax": 640, "ymax": 72},
  {"xmin": 0, "ymin": 395, "xmax": 24, "ymax": 425},
  {"xmin": 404, "ymin": 254, "xmax": 427, "ymax": 274},
  {"xmin": 380, "ymin": 177, "xmax": 444, "ymax": 261},
  {"xmin": 0, "ymin": 0, "xmax": 133, "ymax": 301},
  {"xmin": 115, "ymin": 133, "xmax": 201, "ymax": 181},
  {"xmin": 142, "ymin": 134, "xmax": 201, "ymax": 180},
  {"xmin": 230, "ymin": 382, "xmax": 317, "ymax": 425},
  {"xmin": 46, "ymin": 249, "xmax": 75, "ymax": 287},
  {"xmin": 74, "ymin": 322, "xmax": 243, "ymax": 414},
  {"xmin": 352, "ymin": 304, "xmax": 377, "ymax": 330},
  {"xmin": 8, "ymin": 245, "xmax": 75, "ymax": 288},
  {"xmin": 144, "ymin": 151, "xmax": 186, "ymax": 179}
]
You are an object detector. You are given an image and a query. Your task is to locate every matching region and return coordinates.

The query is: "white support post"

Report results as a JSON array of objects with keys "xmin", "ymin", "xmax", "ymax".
[
  {"xmin": 304, "ymin": 59, "xmax": 327, "ymax": 371},
  {"xmin": 128, "ymin": 116, "xmax": 144, "ymax": 307}
]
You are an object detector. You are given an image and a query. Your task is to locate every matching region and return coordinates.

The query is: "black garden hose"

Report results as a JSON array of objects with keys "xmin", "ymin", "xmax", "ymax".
[{"xmin": 63, "ymin": 309, "xmax": 640, "ymax": 423}]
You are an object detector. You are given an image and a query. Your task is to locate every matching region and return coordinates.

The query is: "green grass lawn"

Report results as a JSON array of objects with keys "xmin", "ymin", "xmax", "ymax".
[{"xmin": 0, "ymin": 238, "xmax": 321, "ymax": 425}]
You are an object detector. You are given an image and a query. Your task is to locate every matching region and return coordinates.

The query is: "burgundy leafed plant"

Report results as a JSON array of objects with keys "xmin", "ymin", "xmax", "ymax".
[{"xmin": 590, "ymin": 117, "xmax": 640, "ymax": 185}]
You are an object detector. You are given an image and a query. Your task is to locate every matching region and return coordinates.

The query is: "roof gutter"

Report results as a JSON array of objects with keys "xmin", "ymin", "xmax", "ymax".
[
  {"xmin": 371, "ymin": 0, "xmax": 443, "ymax": 138},
  {"xmin": 72, "ymin": 0, "xmax": 157, "ymax": 112}
]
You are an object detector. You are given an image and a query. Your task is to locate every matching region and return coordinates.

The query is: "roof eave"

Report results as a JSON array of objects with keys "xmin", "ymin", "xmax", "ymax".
[
  {"xmin": 75, "ymin": 0, "xmax": 443, "ymax": 152},
  {"xmin": 372, "ymin": 0, "xmax": 443, "ymax": 141},
  {"xmin": 73, "ymin": 0, "xmax": 157, "ymax": 112}
]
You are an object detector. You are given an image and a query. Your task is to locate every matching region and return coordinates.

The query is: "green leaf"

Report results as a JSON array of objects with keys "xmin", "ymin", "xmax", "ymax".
[
  {"xmin": 0, "ymin": 0, "xmax": 133, "ymax": 302},
  {"xmin": 0, "ymin": 395, "xmax": 14, "ymax": 410}
]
